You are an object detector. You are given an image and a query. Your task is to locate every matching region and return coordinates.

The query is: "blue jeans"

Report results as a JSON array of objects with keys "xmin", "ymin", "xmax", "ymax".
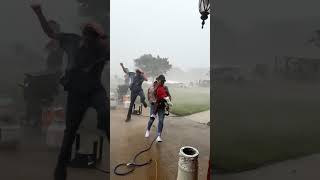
[
  {"xmin": 147, "ymin": 104, "xmax": 165, "ymax": 136},
  {"xmin": 126, "ymin": 89, "xmax": 146, "ymax": 119},
  {"xmin": 57, "ymin": 87, "xmax": 109, "ymax": 168}
]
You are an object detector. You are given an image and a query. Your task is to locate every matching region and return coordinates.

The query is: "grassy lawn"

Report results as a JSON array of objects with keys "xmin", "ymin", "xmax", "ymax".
[
  {"xmin": 111, "ymin": 81, "xmax": 210, "ymax": 116},
  {"xmin": 140, "ymin": 86, "xmax": 210, "ymax": 116},
  {"xmin": 212, "ymin": 81, "xmax": 320, "ymax": 173},
  {"xmin": 169, "ymin": 87, "xmax": 210, "ymax": 116}
]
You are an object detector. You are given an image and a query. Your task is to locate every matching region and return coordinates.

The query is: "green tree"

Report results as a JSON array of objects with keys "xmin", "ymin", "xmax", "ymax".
[{"xmin": 134, "ymin": 54, "xmax": 172, "ymax": 81}]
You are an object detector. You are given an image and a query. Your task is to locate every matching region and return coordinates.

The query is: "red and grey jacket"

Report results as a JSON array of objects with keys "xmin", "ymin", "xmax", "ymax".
[{"xmin": 156, "ymin": 84, "xmax": 168, "ymax": 102}]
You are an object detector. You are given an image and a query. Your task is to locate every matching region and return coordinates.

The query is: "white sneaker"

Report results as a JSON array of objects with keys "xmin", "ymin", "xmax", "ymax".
[
  {"xmin": 145, "ymin": 130, "xmax": 150, "ymax": 138},
  {"xmin": 150, "ymin": 114, "xmax": 156, "ymax": 119},
  {"xmin": 156, "ymin": 136, "xmax": 163, "ymax": 142}
]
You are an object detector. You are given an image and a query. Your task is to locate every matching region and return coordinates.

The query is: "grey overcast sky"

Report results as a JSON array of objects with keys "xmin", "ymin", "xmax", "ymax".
[
  {"xmin": 110, "ymin": 0, "xmax": 210, "ymax": 75},
  {"xmin": 213, "ymin": 0, "xmax": 320, "ymax": 66},
  {"xmin": 0, "ymin": 0, "xmax": 81, "ymax": 56},
  {"xmin": 215, "ymin": 0, "xmax": 320, "ymax": 20}
]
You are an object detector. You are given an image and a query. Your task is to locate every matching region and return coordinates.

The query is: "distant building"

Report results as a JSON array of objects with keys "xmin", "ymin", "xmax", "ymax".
[
  {"xmin": 250, "ymin": 64, "xmax": 271, "ymax": 80},
  {"xmin": 213, "ymin": 65, "xmax": 244, "ymax": 81},
  {"xmin": 274, "ymin": 56, "xmax": 320, "ymax": 81},
  {"xmin": 166, "ymin": 80, "xmax": 186, "ymax": 88},
  {"xmin": 198, "ymin": 80, "xmax": 210, "ymax": 87}
]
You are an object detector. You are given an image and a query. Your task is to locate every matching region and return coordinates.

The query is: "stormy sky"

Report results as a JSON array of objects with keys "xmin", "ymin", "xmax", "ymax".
[
  {"xmin": 0, "ymin": 0, "xmax": 82, "ymax": 55},
  {"xmin": 0, "ymin": 0, "xmax": 83, "ymax": 94},
  {"xmin": 110, "ymin": 0, "xmax": 210, "ymax": 75},
  {"xmin": 213, "ymin": 0, "xmax": 320, "ymax": 66}
]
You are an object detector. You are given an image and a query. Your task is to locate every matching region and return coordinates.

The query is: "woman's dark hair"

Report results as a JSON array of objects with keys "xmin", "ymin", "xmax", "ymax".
[
  {"xmin": 82, "ymin": 26, "xmax": 99, "ymax": 39},
  {"xmin": 157, "ymin": 75, "xmax": 166, "ymax": 83},
  {"xmin": 82, "ymin": 22, "xmax": 106, "ymax": 39}
]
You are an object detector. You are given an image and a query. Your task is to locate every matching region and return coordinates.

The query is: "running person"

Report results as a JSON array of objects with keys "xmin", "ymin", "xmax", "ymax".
[
  {"xmin": 117, "ymin": 63, "xmax": 136, "ymax": 99},
  {"xmin": 149, "ymin": 85, "xmax": 172, "ymax": 120},
  {"xmin": 150, "ymin": 75, "xmax": 172, "ymax": 120},
  {"xmin": 120, "ymin": 63, "xmax": 135, "ymax": 88},
  {"xmin": 45, "ymin": 20, "xmax": 64, "ymax": 75},
  {"xmin": 31, "ymin": 2, "xmax": 109, "ymax": 180},
  {"xmin": 145, "ymin": 75, "xmax": 170, "ymax": 142},
  {"xmin": 126, "ymin": 68, "xmax": 148, "ymax": 122},
  {"xmin": 145, "ymin": 80, "xmax": 158, "ymax": 137}
]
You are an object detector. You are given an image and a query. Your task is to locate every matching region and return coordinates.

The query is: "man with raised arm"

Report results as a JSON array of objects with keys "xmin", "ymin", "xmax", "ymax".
[
  {"xmin": 125, "ymin": 68, "xmax": 148, "ymax": 122},
  {"xmin": 30, "ymin": 1, "xmax": 109, "ymax": 180}
]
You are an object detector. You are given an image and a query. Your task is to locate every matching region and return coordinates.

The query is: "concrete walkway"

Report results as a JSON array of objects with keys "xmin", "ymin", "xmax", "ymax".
[
  {"xmin": 184, "ymin": 110, "xmax": 210, "ymax": 124},
  {"xmin": 214, "ymin": 154, "xmax": 320, "ymax": 180},
  {"xmin": 110, "ymin": 107, "xmax": 210, "ymax": 180}
]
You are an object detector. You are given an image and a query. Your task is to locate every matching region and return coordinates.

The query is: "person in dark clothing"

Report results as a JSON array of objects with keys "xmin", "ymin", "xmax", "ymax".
[
  {"xmin": 120, "ymin": 63, "xmax": 135, "ymax": 86},
  {"xmin": 118, "ymin": 63, "xmax": 135, "ymax": 98},
  {"xmin": 45, "ymin": 20, "xmax": 64, "ymax": 98},
  {"xmin": 125, "ymin": 68, "xmax": 148, "ymax": 122},
  {"xmin": 45, "ymin": 20, "xmax": 64, "ymax": 74},
  {"xmin": 30, "ymin": 1, "xmax": 109, "ymax": 180}
]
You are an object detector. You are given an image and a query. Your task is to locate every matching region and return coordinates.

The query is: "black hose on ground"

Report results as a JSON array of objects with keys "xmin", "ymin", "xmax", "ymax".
[
  {"xmin": 94, "ymin": 166, "xmax": 110, "ymax": 174},
  {"xmin": 113, "ymin": 136, "xmax": 157, "ymax": 176}
]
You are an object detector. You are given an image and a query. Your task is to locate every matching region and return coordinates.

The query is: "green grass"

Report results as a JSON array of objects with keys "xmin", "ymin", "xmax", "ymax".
[
  {"xmin": 212, "ymin": 82, "xmax": 320, "ymax": 173},
  {"xmin": 140, "ymin": 86, "xmax": 210, "ymax": 116},
  {"xmin": 169, "ymin": 87, "xmax": 210, "ymax": 116},
  {"xmin": 111, "ymin": 82, "xmax": 210, "ymax": 116}
]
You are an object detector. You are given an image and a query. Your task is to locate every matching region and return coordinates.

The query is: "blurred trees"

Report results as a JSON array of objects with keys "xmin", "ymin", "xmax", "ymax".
[{"xmin": 134, "ymin": 54, "xmax": 172, "ymax": 81}]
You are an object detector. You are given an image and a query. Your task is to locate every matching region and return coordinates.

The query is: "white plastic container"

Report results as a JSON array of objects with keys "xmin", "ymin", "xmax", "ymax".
[
  {"xmin": 46, "ymin": 119, "xmax": 65, "ymax": 148},
  {"xmin": 123, "ymin": 101, "xmax": 130, "ymax": 109},
  {"xmin": 123, "ymin": 95, "xmax": 131, "ymax": 109}
]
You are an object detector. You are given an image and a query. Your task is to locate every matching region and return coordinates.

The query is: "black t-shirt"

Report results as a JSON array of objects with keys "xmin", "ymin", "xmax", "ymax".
[
  {"xmin": 125, "ymin": 72, "xmax": 135, "ymax": 85},
  {"xmin": 57, "ymin": 33, "xmax": 108, "ymax": 92},
  {"xmin": 46, "ymin": 48, "xmax": 64, "ymax": 73},
  {"xmin": 130, "ymin": 74, "xmax": 145, "ymax": 92}
]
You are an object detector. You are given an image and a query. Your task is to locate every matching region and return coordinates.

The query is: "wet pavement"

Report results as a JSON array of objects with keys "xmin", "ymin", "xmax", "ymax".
[
  {"xmin": 110, "ymin": 107, "xmax": 210, "ymax": 180},
  {"xmin": 0, "ymin": 106, "xmax": 209, "ymax": 180},
  {"xmin": 214, "ymin": 154, "xmax": 320, "ymax": 180},
  {"xmin": 185, "ymin": 110, "xmax": 210, "ymax": 125},
  {"xmin": 0, "ymin": 117, "xmax": 109, "ymax": 180}
]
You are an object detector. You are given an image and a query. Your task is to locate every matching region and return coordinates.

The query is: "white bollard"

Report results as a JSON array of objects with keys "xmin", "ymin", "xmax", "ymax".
[
  {"xmin": 123, "ymin": 95, "xmax": 131, "ymax": 109},
  {"xmin": 46, "ymin": 118, "xmax": 65, "ymax": 148},
  {"xmin": 123, "ymin": 101, "xmax": 130, "ymax": 109},
  {"xmin": 177, "ymin": 146, "xmax": 199, "ymax": 180}
]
